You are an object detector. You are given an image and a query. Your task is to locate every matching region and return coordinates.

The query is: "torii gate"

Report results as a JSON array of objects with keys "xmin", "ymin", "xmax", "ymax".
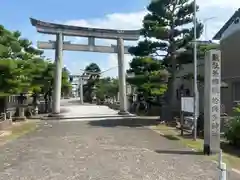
[
  {"xmin": 70, "ymin": 74, "xmax": 89, "ymax": 105},
  {"xmin": 30, "ymin": 18, "xmax": 140, "ymax": 116}
]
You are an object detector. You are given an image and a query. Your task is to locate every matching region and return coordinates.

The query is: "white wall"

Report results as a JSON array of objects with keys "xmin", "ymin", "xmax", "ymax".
[{"xmin": 173, "ymin": 59, "xmax": 205, "ymax": 111}]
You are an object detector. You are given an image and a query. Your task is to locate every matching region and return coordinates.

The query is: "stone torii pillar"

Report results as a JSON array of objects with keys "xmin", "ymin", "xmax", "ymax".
[
  {"xmin": 117, "ymin": 38, "xmax": 128, "ymax": 115},
  {"xmin": 51, "ymin": 33, "xmax": 63, "ymax": 116},
  {"xmin": 29, "ymin": 18, "xmax": 140, "ymax": 116}
]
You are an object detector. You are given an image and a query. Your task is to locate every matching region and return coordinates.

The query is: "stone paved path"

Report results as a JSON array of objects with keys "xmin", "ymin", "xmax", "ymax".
[
  {"xmin": 0, "ymin": 120, "xmax": 239, "ymax": 180},
  {"xmin": 60, "ymin": 98, "xmax": 121, "ymax": 118}
]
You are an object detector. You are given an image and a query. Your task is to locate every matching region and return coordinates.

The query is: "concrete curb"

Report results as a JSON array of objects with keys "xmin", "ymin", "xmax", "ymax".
[{"xmin": 29, "ymin": 114, "xmax": 160, "ymax": 121}]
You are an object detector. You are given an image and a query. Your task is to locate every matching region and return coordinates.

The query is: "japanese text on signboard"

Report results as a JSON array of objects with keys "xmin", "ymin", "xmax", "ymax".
[{"xmin": 211, "ymin": 53, "xmax": 220, "ymax": 135}]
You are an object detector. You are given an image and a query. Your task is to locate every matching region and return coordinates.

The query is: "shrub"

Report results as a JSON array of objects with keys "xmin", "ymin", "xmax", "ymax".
[
  {"xmin": 224, "ymin": 116, "xmax": 240, "ymax": 147},
  {"xmin": 233, "ymin": 102, "xmax": 240, "ymax": 115}
]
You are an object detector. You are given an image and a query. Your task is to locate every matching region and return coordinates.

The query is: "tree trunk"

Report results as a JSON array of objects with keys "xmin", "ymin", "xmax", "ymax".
[
  {"xmin": 161, "ymin": 56, "xmax": 177, "ymax": 122},
  {"xmin": 166, "ymin": 75, "xmax": 176, "ymax": 106}
]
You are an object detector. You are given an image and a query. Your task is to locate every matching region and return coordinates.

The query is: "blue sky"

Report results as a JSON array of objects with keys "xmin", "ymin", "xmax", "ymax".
[{"xmin": 1, "ymin": 0, "xmax": 239, "ymax": 77}]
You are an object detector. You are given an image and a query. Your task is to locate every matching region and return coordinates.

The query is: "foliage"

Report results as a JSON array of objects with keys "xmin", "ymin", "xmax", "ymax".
[
  {"xmin": 176, "ymin": 42, "xmax": 219, "ymax": 64},
  {"xmin": 61, "ymin": 67, "xmax": 72, "ymax": 96},
  {"xmin": 95, "ymin": 77, "xmax": 118, "ymax": 100},
  {"xmin": 83, "ymin": 63, "xmax": 101, "ymax": 102},
  {"xmin": 225, "ymin": 116, "xmax": 240, "ymax": 147},
  {"xmin": 0, "ymin": 24, "xmax": 45, "ymax": 96},
  {"xmin": 224, "ymin": 104, "xmax": 240, "ymax": 147},
  {"xmin": 0, "ymin": 24, "xmax": 72, "ymax": 97},
  {"xmin": 233, "ymin": 103, "xmax": 240, "ymax": 114},
  {"xmin": 127, "ymin": 56, "xmax": 168, "ymax": 97},
  {"xmin": 128, "ymin": 0, "xmax": 203, "ymax": 107},
  {"xmin": 0, "ymin": 25, "xmax": 43, "ymax": 59},
  {"xmin": 0, "ymin": 59, "xmax": 22, "ymax": 96},
  {"xmin": 83, "ymin": 63, "xmax": 101, "ymax": 78},
  {"xmin": 36, "ymin": 62, "xmax": 72, "ymax": 96}
]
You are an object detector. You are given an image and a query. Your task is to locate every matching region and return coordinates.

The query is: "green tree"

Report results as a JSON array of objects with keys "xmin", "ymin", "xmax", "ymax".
[
  {"xmin": 0, "ymin": 24, "xmax": 45, "ymax": 96},
  {"xmin": 127, "ymin": 56, "xmax": 168, "ymax": 97},
  {"xmin": 129, "ymin": 0, "xmax": 203, "ymax": 116},
  {"xmin": 95, "ymin": 77, "xmax": 119, "ymax": 100},
  {"xmin": 0, "ymin": 24, "xmax": 72, "ymax": 98},
  {"xmin": 83, "ymin": 63, "xmax": 101, "ymax": 102},
  {"xmin": 37, "ymin": 63, "xmax": 72, "ymax": 97},
  {"xmin": 61, "ymin": 67, "xmax": 72, "ymax": 97},
  {"xmin": 0, "ymin": 59, "xmax": 22, "ymax": 96}
]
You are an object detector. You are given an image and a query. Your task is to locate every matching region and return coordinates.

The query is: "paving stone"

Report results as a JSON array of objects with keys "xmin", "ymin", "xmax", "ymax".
[{"xmin": 0, "ymin": 119, "xmax": 239, "ymax": 179}]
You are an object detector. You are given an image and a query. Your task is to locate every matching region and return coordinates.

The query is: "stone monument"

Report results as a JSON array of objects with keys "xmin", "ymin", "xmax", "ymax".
[{"xmin": 203, "ymin": 50, "xmax": 221, "ymax": 155}]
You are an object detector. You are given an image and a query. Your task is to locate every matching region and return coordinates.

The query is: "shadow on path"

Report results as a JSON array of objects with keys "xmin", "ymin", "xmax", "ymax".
[
  {"xmin": 155, "ymin": 149, "xmax": 204, "ymax": 156},
  {"xmin": 162, "ymin": 134, "xmax": 181, "ymax": 141},
  {"xmin": 88, "ymin": 118, "xmax": 159, "ymax": 128}
]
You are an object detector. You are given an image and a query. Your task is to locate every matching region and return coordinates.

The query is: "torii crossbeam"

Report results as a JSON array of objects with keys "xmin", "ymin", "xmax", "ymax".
[{"xmin": 30, "ymin": 18, "xmax": 140, "ymax": 116}]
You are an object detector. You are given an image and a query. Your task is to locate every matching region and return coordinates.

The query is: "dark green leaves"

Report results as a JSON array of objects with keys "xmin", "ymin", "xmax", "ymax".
[
  {"xmin": 127, "ymin": 57, "xmax": 168, "ymax": 96},
  {"xmin": 0, "ymin": 24, "xmax": 72, "ymax": 96}
]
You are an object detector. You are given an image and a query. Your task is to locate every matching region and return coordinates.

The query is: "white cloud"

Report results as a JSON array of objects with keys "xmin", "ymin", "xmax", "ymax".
[
  {"xmin": 65, "ymin": 11, "xmax": 146, "ymax": 30},
  {"xmin": 64, "ymin": 11, "xmax": 146, "ymax": 77},
  {"xmin": 199, "ymin": 0, "xmax": 240, "ymax": 9},
  {"xmin": 59, "ymin": 1, "xmax": 238, "ymax": 77},
  {"xmin": 63, "ymin": 2, "xmax": 237, "ymax": 44},
  {"xmin": 65, "ymin": 11, "xmax": 147, "ymax": 46}
]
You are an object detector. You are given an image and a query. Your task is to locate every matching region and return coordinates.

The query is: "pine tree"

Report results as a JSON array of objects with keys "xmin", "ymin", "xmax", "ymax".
[
  {"xmin": 0, "ymin": 24, "xmax": 72, "ymax": 97},
  {"xmin": 129, "ymin": 0, "xmax": 203, "ymax": 119},
  {"xmin": 83, "ymin": 63, "xmax": 101, "ymax": 102},
  {"xmin": 127, "ymin": 56, "xmax": 168, "ymax": 97}
]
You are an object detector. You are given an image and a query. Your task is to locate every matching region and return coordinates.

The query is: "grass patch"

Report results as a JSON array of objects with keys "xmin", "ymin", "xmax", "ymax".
[
  {"xmin": 179, "ymin": 136, "xmax": 203, "ymax": 151},
  {"xmin": 210, "ymin": 153, "xmax": 240, "ymax": 170},
  {"xmin": 0, "ymin": 120, "xmax": 39, "ymax": 145},
  {"xmin": 153, "ymin": 124, "xmax": 240, "ymax": 170}
]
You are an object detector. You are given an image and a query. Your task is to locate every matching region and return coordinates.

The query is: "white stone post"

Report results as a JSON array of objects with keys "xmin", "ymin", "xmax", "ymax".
[
  {"xmin": 218, "ymin": 150, "xmax": 227, "ymax": 180},
  {"xmin": 117, "ymin": 38, "xmax": 128, "ymax": 115},
  {"xmin": 52, "ymin": 33, "xmax": 63, "ymax": 115},
  {"xmin": 204, "ymin": 50, "xmax": 221, "ymax": 154},
  {"xmin": 80, "ymin": 77, "xmax": 84, "ymax": 104}
]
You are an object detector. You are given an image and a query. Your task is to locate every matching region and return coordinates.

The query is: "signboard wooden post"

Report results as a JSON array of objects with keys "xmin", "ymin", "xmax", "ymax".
[
  {"xmin": 180, "ymin": 96, "xmax": 194, "ymax": 136},
  {"xmin": 204, "ymin": 50, "xmax": 221, "ymax": 155},
  {"xmin": 181, "ymin": 97, "xmax": 194, "ymax": 113}
]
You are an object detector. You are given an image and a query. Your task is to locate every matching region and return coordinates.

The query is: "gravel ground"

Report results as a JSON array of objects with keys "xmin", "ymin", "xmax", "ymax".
[{"xmin": 0, "ymin": 120, "xmax": 239, "ymax": 180}]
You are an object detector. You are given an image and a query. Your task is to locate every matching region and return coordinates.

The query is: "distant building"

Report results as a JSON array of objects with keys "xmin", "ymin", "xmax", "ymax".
[
  {"xmin": 171, "ymin": 8, "xmax": 240, "ymax": 115},
  {"xmin": 213, "ymin": 8, "xmax": 240, "ymax": 114},
  {"xmin": 172, "ymin": 9, "xmax": 240, "ymax": 115},
  {"xmin": 172, "ymin": 44, "xmax": 210, "ymax": 113},
  {"xmin": 172, "ymin": 40, "xmax": 230, "ymax": 114}
]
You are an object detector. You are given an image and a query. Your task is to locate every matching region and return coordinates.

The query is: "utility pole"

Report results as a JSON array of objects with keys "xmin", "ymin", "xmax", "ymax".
[{"xmin": 193, "ymin": 0, "xmax": 199, "ymax": 141}]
